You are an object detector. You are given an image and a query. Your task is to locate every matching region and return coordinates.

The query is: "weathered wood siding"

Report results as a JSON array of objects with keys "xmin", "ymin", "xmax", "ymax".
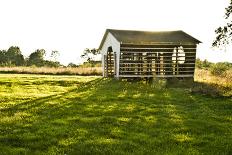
[{"xmin": 119, "ymin": 44, "xmax": 197, "ymax": 78}]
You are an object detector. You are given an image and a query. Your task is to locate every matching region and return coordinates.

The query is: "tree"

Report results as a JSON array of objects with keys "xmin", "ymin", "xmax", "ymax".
[
  {"xmin": 0, "ymin": 50, "xmax": 7, "ymax": 65},
  {"xmin": 28, "ymin": 49, "xmax": 46, "ymax": 66},
  {"xmin": 5, "ymin": 46, "xmax": 25, "ymax": 66},
  {"xmin": 213, "ymin": 0, "xmax": 232, "ymax": 47},
  {"xmin": 67, "ymin": 63, "xmax": 79, "ymax": 67},
  {"xmin": 81, "ymin": 48, "xmax": 100, "ymax": 63},
  {"xmin": 43, "ymin": 60, "xmax": 61, "ymax": 67},
  {"xmin": 50, "ymin": 50, "xmax": 60, "ymax": 62}
]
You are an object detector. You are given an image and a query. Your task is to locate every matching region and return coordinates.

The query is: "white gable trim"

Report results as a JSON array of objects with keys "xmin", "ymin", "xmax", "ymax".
[
  {"xmin": 100, "ymin": 32, "xmax": 120, "ymax": 55},
  {"xmin": 100, "ymin": 32, "xmax": 120, "ymax": 77}
]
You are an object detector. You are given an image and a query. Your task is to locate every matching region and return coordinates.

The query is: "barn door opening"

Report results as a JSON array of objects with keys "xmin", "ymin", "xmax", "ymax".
[{"xmin": 106, "ymin": 47, "xmax": 115, "ymax": 77}]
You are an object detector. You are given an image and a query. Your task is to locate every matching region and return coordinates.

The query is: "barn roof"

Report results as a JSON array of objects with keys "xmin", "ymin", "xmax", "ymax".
[{"xmin": 99, "ymin": 29, "xmax": 201, "ymax": 49}]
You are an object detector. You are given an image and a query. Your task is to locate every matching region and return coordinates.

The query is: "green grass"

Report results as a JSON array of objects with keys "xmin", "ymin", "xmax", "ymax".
[{"xmin": 0, "ymin": 74, "xmax": 231, "ymax": 155}]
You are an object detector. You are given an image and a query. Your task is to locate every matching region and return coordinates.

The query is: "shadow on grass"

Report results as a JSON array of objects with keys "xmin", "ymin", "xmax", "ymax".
[
  {"xmin": 165, "ymin": 78, "xmax": 232, "ymax": 98},
  {"xmin": 0, "ymin": 78, "xmax": 231, "ymax": 154},
  {"xmin": 190, "ymin": 81, "xmax": 232, "ymax": 98}
]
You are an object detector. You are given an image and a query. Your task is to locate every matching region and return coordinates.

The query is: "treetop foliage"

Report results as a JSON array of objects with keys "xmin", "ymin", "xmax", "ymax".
[
  {"xmin": 81, "ymin": 48, "xmax": 100, "ymax": 63},
  {"xmin": 0, "ymin": 46, "xmax": 24, "ymax": 66},
  {"xmin": 213, "ymin": 0, "xmax": 232, "ymax": 47},
  {"xmin": 0, "ymin": 46, "xmax": 100, "ymax": 67}
]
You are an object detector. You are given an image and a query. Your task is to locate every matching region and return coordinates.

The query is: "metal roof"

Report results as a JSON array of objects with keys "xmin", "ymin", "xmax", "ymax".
[{"xmin": 99, "ymin": 29, "xmax": 201, "ymax": 49}]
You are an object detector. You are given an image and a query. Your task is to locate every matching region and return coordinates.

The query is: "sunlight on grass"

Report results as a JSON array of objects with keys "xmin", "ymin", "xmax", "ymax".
[
  {"xmin": 117, "ymin": 90, "xmax": 127, "ymax": 98},
  {"xmin": 59, "ymin": 137, "xmax": 76, "ymax": 147},
  {"xmin": 103, "ymin": 104, "xmax": 118, "ymax": 112},
  {"xmin": 132, "ymin": 93, "xmax": 141, "ymax": 98},
  {"xmin": 59, "ymin": 128, "xmax": 88, "ymax": 147},
  {"xmin": 0, "ymin": 74, "xmax": 231, "ymax": 154},
  {"xmin": 125, "ymin": 104, "xmax": 136, "ymax": 112},
  {"xmin": 117, "ymin": 117, "xmax": 131, "ymax": 122},
  {"xmin": 93, "ymin": 138, "xmax": 118, "ymax": 144},
  {"xmin": 148, "ymin": 93, "xmax": 155, "ymax": 97},
  {"xmin": 144, "ymin": 116, "xmax": 157, "ymax": 123},
  {"xmin": 1, "ymin": 114, "xmax": 22, "ymax": 123},
  {"xmin": 174, "ymin": 134, "xmax": 193, "ymax": 142}
]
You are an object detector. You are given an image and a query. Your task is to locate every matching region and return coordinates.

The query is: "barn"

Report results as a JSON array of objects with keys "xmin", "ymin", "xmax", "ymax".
[{"xmin": 99, "ymin": 29, "xmax": 201, "ymax": 79}]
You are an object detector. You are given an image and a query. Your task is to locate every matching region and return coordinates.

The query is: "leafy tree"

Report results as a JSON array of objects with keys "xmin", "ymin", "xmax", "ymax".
[
  {"xmin": 43, "ymin": 60, "xmax": 61, "ymax": 67},
  {"xmin": 213, "ymin": 0, "xmax": 232, "ymax": 47},
  {"xmin": 0, "ymin": 50, "xmax": 7, "ymax": 65},
  {"xmin": 50, "ymin": 50, "xmax": 60, "ymax": 62},
  {"xmin": 67, "ymin": 63, "xmax": 79, "ymax": 67},
  {"xmin": 6, "ymin": 46, "xmax": 25, "ymax": 66},
  {"xmin": 28, "ymin": 49, "xmax": 46, "ymax": 66},
  {"xmin": 196, "ymin": 58, "xmax": 213, "ymax": 69},
  {"xmin": 81, "ymin": 48, "xmax": 100, "ymax": 63}
]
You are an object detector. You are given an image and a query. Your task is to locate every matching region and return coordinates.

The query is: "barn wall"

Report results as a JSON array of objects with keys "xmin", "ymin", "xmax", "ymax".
[
  {"xmin": 100, "ymin": 33, "xmax": 120, "ymax": 77},
  {"xmin": 119, "ymin": 44, "xmax": 197, "ymax": 78}
]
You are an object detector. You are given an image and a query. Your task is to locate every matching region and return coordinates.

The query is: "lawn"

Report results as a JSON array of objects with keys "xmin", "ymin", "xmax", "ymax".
[{"xmin": 0, "ymin": 74, "xmax": 231, "ymax": 155}]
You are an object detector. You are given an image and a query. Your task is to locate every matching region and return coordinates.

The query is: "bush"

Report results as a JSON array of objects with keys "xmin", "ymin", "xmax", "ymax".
[
  {"xmin": 196, "ymin": 58, "xmax": 212, "ymax": 69},
  {"xmin": 67, "ymin": 63, "xmax": 79, "ymax": 67},
  {"xmin": 210, "ymin": 63, "xmax": 229, "ymax": 76},
  {"xmin": 190, "ymin": 82, "xmax": 221, "ymax": 97}
]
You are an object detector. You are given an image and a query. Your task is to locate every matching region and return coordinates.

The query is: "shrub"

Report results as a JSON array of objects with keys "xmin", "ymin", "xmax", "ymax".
[
  {"xmin": 196, "ymin": 58, "xmax": 213, "ymax": 69},
  {"xmin": 210, "ymin": 63, "xmax": 229, "ymax": 76},
  {"xmin": 196, "ymin": 58, "xmax": 203, "ymax": 69},
  {"xmin": 190, "ymin": 82, "xmax": 221, "ymax": 97},
  {"xmin": 67, "ymin": 63, "xmax": 79, "ymax": 67}
]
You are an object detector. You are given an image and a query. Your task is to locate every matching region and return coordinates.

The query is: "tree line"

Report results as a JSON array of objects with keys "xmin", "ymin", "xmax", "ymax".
[
  {"xmin": 196, "ymin": 58, "xmax": 232, "ymax": 76},
  {"xmin": 0, "ymin": 46, "xmax": 101, "ymax": 67},
  {"xmin": 0, "ymin": 46, "xmax": 61, "ymax": 67}
]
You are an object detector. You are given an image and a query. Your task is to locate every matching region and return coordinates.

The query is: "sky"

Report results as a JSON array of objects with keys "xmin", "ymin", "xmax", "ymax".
[{"xmin": 0, "ymin": 0, "xmax": 231, "ymax": 65}]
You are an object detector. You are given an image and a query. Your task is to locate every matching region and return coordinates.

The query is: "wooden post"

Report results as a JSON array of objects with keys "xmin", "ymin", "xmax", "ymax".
[
  {"xmin": 114, "ymin": 52, "xmax": 117, "ymax": 76},
  {"xmin": 176, "ymin": 48, "xmax": 178, "ymax": 75},
  {"xmin": 106, "ymin": 54, "xmax": 108, "ymax": 77}
]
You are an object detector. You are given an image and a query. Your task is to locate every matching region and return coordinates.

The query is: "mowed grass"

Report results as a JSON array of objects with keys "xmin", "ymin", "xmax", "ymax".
[{"xmin": 0, "ymin": 74, "xmax": 231, "ymax": 155}]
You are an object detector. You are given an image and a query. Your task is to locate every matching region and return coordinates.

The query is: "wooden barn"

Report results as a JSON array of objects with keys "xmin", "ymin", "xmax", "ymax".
[{"xmin": 99, "ymin": 29, "xmax": 201, "ymax": 79}]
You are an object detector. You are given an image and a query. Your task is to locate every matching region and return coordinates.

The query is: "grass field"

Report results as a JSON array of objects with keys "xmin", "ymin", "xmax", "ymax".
[
  {"xmin": 0, "ymin": 66, "xmax": 102, "ymax": 76},
  {"xmin": 0, "ymin": 74, "xmax": 231, "ymax": 154}
]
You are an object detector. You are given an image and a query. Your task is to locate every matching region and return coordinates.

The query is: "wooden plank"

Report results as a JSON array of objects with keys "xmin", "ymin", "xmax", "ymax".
[
  {"xmin": 120, "ymin": 51, "xmax": 196, "ymax": 54},
  {"xmin": 120, "ymin": 49, "xmax": 196, "ymax": 52},
  {"xmin": 120, "ymin": 48, "xmax": 196, "ymax": 52},
  {"xmin": 119, "ymin": 63, "xmax": 196, "ymax": 66},
  {"xmin": 120, "ymin": 62, "xmax": 196, "ymax": 65},
  {"xmin": 119, "ymin": 58, "xmax": 196, "ymax": 60},
  {"xmin": 119, "ymin": 66, "xmax": 196, "ymax": 69},
  {"xmin": 107, "ymin": 51, "xmax": 115, "ymax": 77},
  {"xmin": 119, "ymin": 70, "xmax": 194, "ymax": 73},
  {"xmin": 120, "ymin": 47, "xmax": 196, "ymax": 50},
  {"xmin": 118, "ymin": 74, "xmax": 194, "ymax": 78},
  {"xmin": 120, "ymin": 55, "xmax": 196, "ymax": 58},
  {"xmin": 121, "ymin": 44, "xmax": 197, "ymax": 48},
  {"xmin": 120, "ymin": 60, "xmax": 194, "ymax": 64},
  {"xmin": 119, "ymin": 66, "xmax": 195, "ymax": 69}
]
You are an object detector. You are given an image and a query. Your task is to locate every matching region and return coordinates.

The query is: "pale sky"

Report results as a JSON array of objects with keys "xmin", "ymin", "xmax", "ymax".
[{"xmin": 0, "ymin": 0, "xmax": 231, "ymax": 65}]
